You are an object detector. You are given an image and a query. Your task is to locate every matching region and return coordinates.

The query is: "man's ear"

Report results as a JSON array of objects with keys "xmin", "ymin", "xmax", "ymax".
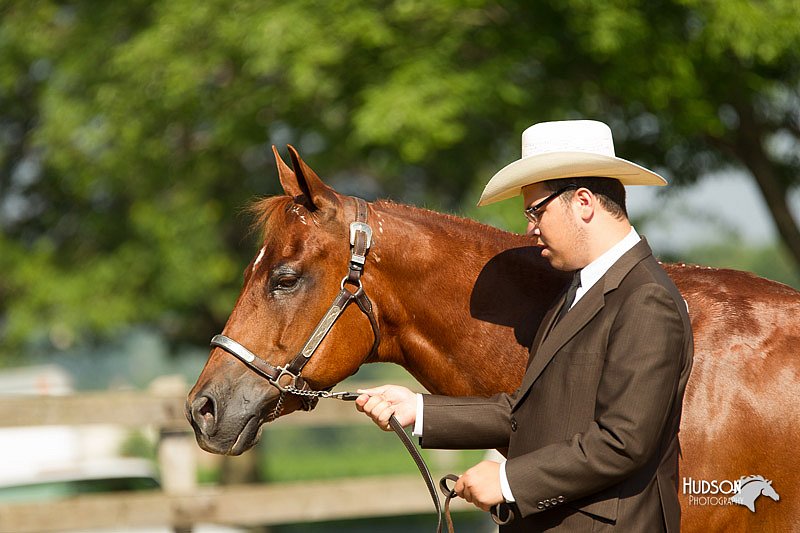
[
  {"xmin": 574, "ymin": 187, "xmax": 596, "ymax": 221},
  {"xmin": 272, "ymin": 145, "xmax": 341, "ymax": 213}
]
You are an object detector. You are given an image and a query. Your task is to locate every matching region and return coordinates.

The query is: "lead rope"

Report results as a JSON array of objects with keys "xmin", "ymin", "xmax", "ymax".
[
  {"xmin": 295, "ymin": 389, "xmax": 515, "ymax": 530},
  {"xmin": 311, "ymin": 392, "xmax": 456, "ymax": 533},
  {"xmin": 388, "ymin": 415, "xmax": 453, "ymax": 533},
  {"xmin": 285, "ymin": 389, "xmax": 516, "ymax": 531}
]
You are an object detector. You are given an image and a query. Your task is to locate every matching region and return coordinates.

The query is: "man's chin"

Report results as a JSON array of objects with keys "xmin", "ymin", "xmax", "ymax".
[
  {"xmin": 542, "ymin": 251, "xmax": 568, "ymax": 271},
  {"xmin": 540, "ymin": 247, "xmax": 557, "ymax": 265}
]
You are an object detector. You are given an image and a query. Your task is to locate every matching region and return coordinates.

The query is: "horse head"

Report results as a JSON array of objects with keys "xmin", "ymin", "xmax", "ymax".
[
  {"xmin": 762, "ymin": 479, "xmax": 780, "ymax": 502},
  {"xmin": 186, "ymin": 146, "xmax": 378, "ymax": 455}
]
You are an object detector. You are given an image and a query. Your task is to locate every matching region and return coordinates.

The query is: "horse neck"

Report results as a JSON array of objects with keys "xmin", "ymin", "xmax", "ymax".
[{"xmin": 363, "ymin": 200, "xmax": 564, "ymax": 396}]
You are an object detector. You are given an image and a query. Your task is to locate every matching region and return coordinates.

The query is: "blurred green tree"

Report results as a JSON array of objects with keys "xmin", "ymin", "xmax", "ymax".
[{"xmin": 1, "ymin": 0, "xmax": 798, "ymax": 356}]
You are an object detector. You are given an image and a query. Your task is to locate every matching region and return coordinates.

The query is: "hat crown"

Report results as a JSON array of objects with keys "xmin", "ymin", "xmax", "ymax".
[
  {"xmin": 476, "ymin": 118, "xmax": 666, "ymax": 207},
  {"xmin": 522, "ymin": 120, "xmax": 616, "ymax": 159}
]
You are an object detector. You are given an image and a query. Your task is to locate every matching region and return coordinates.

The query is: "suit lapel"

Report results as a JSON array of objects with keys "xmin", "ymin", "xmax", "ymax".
[
  {"xmin": 527, "ymin": 292, "xmax": 565, "ymax": 365},
  {"xmin": 516, "ymin": 285, "xmax": 606, "ymax": 401},
  {"xmin": 513, "ymin": 238, "xmax": 655, "ymax": 411}
]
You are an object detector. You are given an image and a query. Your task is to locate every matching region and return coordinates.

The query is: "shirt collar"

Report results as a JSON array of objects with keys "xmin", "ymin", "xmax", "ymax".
[{"xmin": 573, "ymin": 227, "xmax": 640, "ymax": 305}]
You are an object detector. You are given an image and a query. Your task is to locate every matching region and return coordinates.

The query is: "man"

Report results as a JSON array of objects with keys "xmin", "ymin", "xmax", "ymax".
[{"xmin": 356, "ymin": 120, "xmax": 693, "ymax": 532}]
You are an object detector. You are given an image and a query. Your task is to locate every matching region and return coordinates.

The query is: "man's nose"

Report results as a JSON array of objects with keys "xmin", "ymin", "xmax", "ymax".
[{"xmin": 526, "ymin": 222, "xmax": 540, "ymax": 236}]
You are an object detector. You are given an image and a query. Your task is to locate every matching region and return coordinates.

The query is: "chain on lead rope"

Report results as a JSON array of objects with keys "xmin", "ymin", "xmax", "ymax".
[
  {"xmin": 289, "ymin": 386, "xmax": 360, "ymax": 401},
  {"xmin": 266, "ymin": 384, "xmax": 359, "ymax": 421}
]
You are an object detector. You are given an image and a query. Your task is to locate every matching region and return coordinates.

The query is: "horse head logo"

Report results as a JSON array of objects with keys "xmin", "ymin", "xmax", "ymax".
[{"xmin": 730, "ymin": 475, "xmax": 780, "ymax": 513}]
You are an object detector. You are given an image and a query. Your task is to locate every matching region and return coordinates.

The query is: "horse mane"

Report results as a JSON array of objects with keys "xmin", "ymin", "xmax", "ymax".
[
  {"xmin": 372, "ymin": 198, "xmax": 529, "ymax": 248},
  {"xmin": 738, "ymin": 474, "xmax": 768, "ymax": 485},
  {"xmin": 245, "ymin": 194, "xmax": 529, "ymax": 250}
]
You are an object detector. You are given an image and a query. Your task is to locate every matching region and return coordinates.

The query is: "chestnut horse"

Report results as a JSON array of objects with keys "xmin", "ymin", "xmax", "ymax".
[{"xmin": 187, "ymin": 147, "xmax": 799, "ymax": 531}]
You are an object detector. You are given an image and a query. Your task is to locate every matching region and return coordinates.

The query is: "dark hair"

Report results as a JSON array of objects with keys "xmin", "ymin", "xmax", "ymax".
[{"xmin": 543, "ymin": 177, "xmax": 628, "ymax": 220}]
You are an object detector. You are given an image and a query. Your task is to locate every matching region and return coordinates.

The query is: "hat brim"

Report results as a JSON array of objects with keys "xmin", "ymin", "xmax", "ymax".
[{"xmin": 478, "ymin": 152, "xmax": 667, "ymax": 206}]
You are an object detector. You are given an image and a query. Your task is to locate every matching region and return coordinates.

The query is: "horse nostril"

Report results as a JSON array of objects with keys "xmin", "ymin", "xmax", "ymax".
[
  {"xmin": 198, "ymin": 396, "xmax": 214, "ymax": 418},
  {"xmin": 191, "ymin": 395, "xmax": 218, "ymax": 436}
]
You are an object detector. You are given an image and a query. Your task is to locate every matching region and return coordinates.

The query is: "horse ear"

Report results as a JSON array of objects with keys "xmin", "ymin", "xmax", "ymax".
[
  {"xmin": 286, "ymin": 144, "xmax": 340, "ymax": 212},
  {"xmin": 272, "ymin": 145, "xmax": 303, "ymax": 198}
]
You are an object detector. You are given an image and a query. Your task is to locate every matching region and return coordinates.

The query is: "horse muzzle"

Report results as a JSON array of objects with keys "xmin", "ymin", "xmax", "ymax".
[{"xmin": 185, "ymin": 384, "xmax": 284, "ymax": 455}]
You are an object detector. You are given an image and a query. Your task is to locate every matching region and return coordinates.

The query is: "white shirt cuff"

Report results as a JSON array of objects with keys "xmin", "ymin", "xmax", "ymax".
[
  {"xmin": 499, "ymin": 459, "xmax": 516, "ymax": 502},
  {"xmin": 412, "ymin": 393, "xmax": 424, "ymax": 436}
]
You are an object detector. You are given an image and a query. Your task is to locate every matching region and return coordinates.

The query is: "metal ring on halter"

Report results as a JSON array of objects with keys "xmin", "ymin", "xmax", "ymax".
[
  {"xmin": 273, "ymin": 367, "xmax": 301, "ymax": 392},
  {"xmin": 340, "ymin": 275, "xmax": 364, "ymax": 296}
]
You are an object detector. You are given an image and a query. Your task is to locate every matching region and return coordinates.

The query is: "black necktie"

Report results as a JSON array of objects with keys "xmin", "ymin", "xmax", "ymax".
[{"xmin": 557, "ymin": 270, "xmax": 582, "ymax": 322}]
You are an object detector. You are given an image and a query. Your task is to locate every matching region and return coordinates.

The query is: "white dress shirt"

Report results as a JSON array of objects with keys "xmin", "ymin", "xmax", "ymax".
[{"xmin": 413, "ymin": 227, "xmax": 642, "ymax": 503}]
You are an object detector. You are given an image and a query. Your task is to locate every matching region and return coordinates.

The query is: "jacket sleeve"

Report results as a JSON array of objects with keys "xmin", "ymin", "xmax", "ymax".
[
  {"xmin": 420, "ymin": 391, "xmax": 515, "ymax": 450},
  {"xmin": 505, "ymin": 283, "xmax": 688, "ymax": 518}
]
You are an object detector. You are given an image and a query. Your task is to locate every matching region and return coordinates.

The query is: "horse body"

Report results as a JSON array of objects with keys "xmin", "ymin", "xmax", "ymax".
[
  {"xmin": 187, "ymin": 148, "xmax": 799, "ymax": 531},
  {"xmin": 340, "ymin": 200, "xmax": 567, "ymax": 398}
]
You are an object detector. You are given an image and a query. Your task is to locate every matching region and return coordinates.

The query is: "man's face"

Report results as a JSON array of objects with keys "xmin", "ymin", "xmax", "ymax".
[{"xmin": 523, "ymin": 182, "xmax": 584, "ymax": 271}]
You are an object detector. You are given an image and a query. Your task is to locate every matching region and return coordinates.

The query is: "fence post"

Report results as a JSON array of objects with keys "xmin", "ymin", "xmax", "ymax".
[{"xmin": 150, "ymin": 375, "xmax": 198, "ymax": 533}]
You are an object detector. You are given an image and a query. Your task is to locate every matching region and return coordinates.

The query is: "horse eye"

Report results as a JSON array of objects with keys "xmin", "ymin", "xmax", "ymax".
[
  {"xmin": 273, "ymin": 274, "xmax": 300, "ymax": 291},
  {"xmin": 278, "ymin": 276, "xmax": 298, "ymax": 288}
]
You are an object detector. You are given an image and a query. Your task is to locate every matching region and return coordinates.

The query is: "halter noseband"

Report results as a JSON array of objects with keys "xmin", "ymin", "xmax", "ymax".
[{"xmin": 209, "ymin": 196, "xmax": 380, "ymax": 417}]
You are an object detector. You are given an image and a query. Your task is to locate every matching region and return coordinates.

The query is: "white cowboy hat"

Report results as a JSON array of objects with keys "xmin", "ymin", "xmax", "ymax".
[{"xmin": 477, "ymin": 120, "xmax": 667, "ymax": 206}]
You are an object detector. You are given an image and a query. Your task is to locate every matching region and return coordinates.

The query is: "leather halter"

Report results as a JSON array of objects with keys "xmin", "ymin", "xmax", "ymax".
[{"xmin": 210, "ymin": 197, "xmax": 379, "ymax": 415}]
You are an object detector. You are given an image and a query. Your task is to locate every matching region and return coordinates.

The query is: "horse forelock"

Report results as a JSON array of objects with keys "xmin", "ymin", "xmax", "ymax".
[{"xmin": 246, "ymin": 195, "xmax": 304, "ymax": 242}]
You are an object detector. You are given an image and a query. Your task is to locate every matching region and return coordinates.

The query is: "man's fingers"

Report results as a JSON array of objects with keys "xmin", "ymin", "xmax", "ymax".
[
  {"xmin": 376, "ymin": 401, "xmax": 395, "ymax": 429},
  {"xmin": 355, "ymin": 394, "xmax": 368, "ymax": 410},
  {"xmin": 357, "ymin": 395, "xmax": 396, "ymax": 432},
  {"xmin": 370, "ymin": 398, "xmax": 394, "ymax": 429},
  {"xmin": 456, "ymin": 480, "xmax": 489, "ymax": 511},
  {"xmin": 356, "ymin": 385, "xmax": 389, "ymax": 396},
  {"xmin": 354, "ymin": 385, "xmax": 416, "ymax": 431},
  {"xmin": 355, "ymin": 387, "xmax": 389, "ymax": 411},
  {"xmin": 451, "ymin": 463, "xmax": 504, "ymax": 512},
  {"xmin": 362, "ymin": 394, "xmax": 386, "ymax": 414},
  {"xmin": 454, "ymin": 476, "xmax": 466, "ymax": 498}
]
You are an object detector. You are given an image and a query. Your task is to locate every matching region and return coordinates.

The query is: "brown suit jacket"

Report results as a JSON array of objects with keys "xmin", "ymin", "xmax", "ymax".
[{"xmin": 421, "ymin": 239, "xmax": 693, "ymax": 532}]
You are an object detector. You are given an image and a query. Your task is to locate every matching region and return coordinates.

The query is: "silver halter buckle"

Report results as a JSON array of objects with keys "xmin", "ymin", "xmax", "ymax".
[{"xmin": 349, "ymin": 221, "xmax": 373, "ymax": 266}]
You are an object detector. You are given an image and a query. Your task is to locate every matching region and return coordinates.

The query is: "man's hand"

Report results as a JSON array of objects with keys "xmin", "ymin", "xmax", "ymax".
[
  {"xmin": 355, "ymin": 384, "xmax": 416, "ymax": 431},
  {"xmin": 455, "ymin": 460, "xmax": 505, "ymax": 512}
]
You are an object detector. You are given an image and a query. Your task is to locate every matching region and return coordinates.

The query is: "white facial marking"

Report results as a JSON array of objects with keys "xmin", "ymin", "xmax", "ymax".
[
  {"xmin": 289, "ymin": 205, "xmax": 308, "ymax": 225},
  {"xmin": 252, "ymin": 246, "xmax": 266, "ymax": 272}
]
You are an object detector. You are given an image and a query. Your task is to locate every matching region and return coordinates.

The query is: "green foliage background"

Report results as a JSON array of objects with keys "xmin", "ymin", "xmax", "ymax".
[{"xmin": 2, "ymin": 0, "xmax": 799, "ymax": 359}]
